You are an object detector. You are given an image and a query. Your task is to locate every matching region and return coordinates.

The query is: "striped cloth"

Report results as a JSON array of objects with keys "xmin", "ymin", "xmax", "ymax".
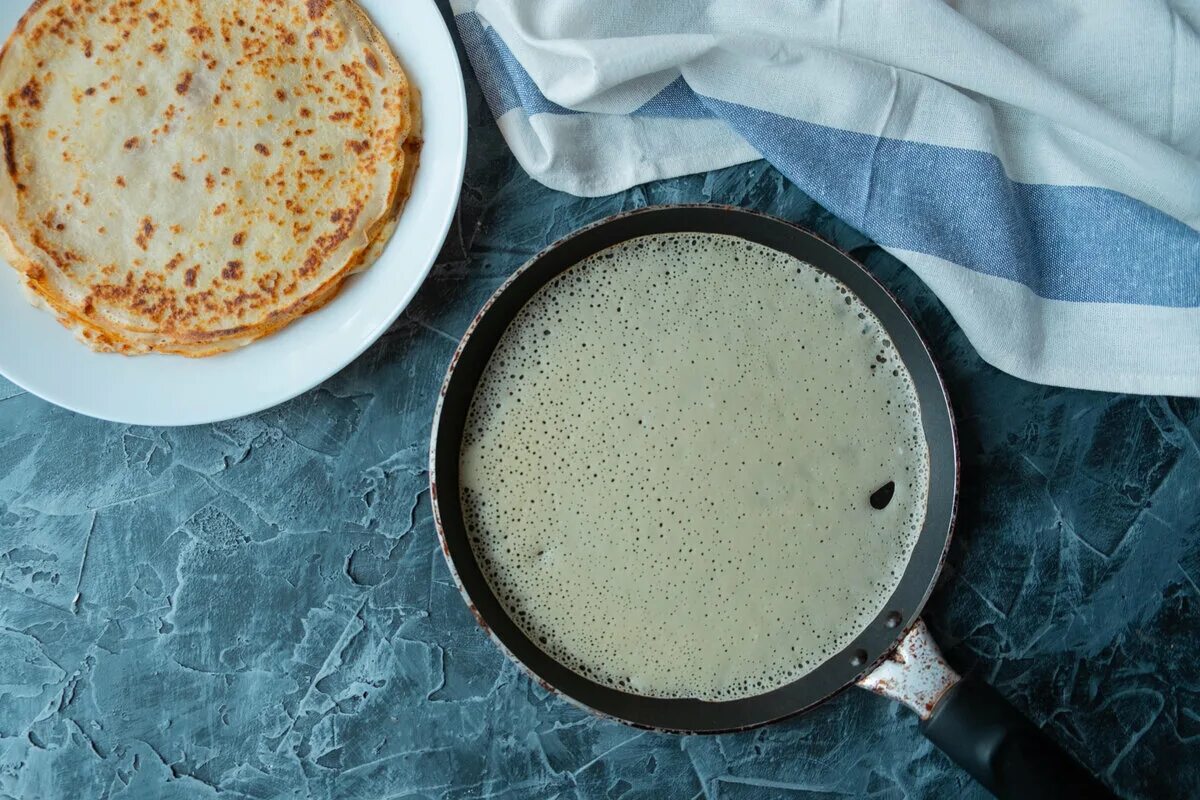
[{"xmin": 452, "ymin": 0, "xmax": 1200, "ymax": 397}]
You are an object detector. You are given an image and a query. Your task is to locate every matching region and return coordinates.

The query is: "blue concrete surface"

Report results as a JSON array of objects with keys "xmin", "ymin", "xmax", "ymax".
[{"xmin": 0, "ymin": 6, "xmax": 1198, "ymax": 798}]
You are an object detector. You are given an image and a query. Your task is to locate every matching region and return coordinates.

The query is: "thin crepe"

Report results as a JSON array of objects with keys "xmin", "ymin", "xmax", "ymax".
[{"xmin": 0, "ymin": 0, "xmax": 420, "ymax": 355}]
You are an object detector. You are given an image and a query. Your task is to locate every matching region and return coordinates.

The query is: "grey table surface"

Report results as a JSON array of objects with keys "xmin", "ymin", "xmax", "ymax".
[{"xmin": 1, "ymin": 7, "xmax": 1199, "ymax": 799}]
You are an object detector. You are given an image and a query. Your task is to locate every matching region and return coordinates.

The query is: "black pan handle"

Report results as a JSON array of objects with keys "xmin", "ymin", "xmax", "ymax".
[{"xmin": 920, "ymin": 678, "xmax": 1117, "ymax": 799}]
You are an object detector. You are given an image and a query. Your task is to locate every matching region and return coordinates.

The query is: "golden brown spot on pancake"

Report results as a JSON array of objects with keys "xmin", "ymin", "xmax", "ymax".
[
  {"xmin": 204, "ymin": 173, "xmax": 216, "ymax": 190},
  {"xmin": 213, "ymin": 202, "xmax": 228, "ymax": 216},
  {"xmin": 275, "ymin": 89, "xmax": 287, "ymax": 101},
  {"xmin": 115, "ymin": 176, "xmax": 126, "ymax": 187},
  {"xmin": 124, "ymin": 136, "xmax": 139, "ymax": 149},
  {"xmin": 300, "ymin": 202, "xmax": 362, "ymax": 277},
  {"xmin": 220, "ymin": 166, "xmax": 232, "ymax": 176},
  {"xmin": 31, "ymin": 230, "xmax": 82, "ymax": 270},
  {"xmin": 306, "ymin": 0, "xmax": 332, "ymax": 20},
  {"xmin": 169, "ymin": 224, "xmax": 182, "ymax": 235},
  {"xmin": 183, "ymin": 267, "xmax": 198, "ymax": 287},
  {"xmin": 346, "ymin": 139, "xmax": 369, "ymax": 155},
  {"xmin": 84, "ymin": 87, "xmax": 96, "ymax": 96},
  {"xmin": 2, "ymin": 121, "xmax": 16, "ymax": 179},
  {"xmin": 83, "ymin": 39, "xmax": 93, "ymax": 58},
  {"xmin": 109, "ymin": 96, "xmax": 120, "ymax": 104},
  {"xmin": 137, "ymin": 85, "xmax": 147, "ymax": 97},
  {"xmin": 329, "ymin": 111, "xmax": 351, "ymax": 122},
  {"xmin": 364, "ymin": 50, "xmax": 381, "ymax": 76},
  {"xmin": 175, "ymin": 71, "xmax": 192, "ymax": 96},
  {"xmin": 13, "ymin": 77, "xmax": 42, "ymax": 109},
  {"xmin": 165, "ymin": 253, "xmax": 184, "ymax": 272},
  {"xmin": 299, "ymin": 107, "xmax": 312, "ymax": 118},
  {"xmin": 187, "ymin": 25, "xmax": 213, "ymax": 43},
  {"xmin": 222, "ymin": 261, "xmax": 244, "ymax": 280},
  {"xmin": 233, "ymin": 231, "xmax": 246, "ymax": 246},
  {"xmin": 134, "ymin": 216, "xmax": 156, "ymax": 250},
  {"xmin": 254, "ymin": 143, "xmax": 270, "ymax": 157},
  {"xmin": 171, "ymin": 163, "xmax": 185, "ymax": 181}
]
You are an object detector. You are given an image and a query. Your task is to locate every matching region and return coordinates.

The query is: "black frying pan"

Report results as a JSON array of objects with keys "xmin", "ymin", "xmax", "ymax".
[{"xmin": 430, "ymin": 206, "xmax": 1116, "ymax": 799}]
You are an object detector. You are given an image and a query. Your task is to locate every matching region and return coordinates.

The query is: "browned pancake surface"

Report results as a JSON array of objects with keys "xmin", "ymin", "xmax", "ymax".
[{"xmin": 0, "ymin": 0, "xmax": 420, "ymax": 355}]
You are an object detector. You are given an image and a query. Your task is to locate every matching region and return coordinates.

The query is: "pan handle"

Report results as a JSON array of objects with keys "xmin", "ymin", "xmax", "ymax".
[
  {"xmin": 920, "ymin": 677, "xmax": 1116, "ymax": 799},
  {"xmin": 857, "ymin": 620, "xmax": 1117, "ymax": 799}
]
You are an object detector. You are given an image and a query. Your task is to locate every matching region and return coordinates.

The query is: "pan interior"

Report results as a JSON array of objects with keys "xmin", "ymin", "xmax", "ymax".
[{"xmin": 458, "ymin": 232, "xmax": 929, "ymax": 703}]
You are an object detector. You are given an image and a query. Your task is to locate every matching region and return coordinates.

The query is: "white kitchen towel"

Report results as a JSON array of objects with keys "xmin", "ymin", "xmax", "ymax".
[{"xmin": 451, "ymin": 0, "xmax": 1200, "ymax": 397}]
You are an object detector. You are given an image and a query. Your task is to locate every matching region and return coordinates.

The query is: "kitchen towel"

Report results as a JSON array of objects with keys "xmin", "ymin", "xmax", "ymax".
[{"xmin": 451, "ymin": 0, "xmax": 1200, "ymax": 397}]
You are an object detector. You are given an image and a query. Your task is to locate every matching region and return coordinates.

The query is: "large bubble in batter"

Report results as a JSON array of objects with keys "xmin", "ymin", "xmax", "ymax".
[{"xmin": 460, "ymin": 233, "xmax": 929, "ymax": 701}]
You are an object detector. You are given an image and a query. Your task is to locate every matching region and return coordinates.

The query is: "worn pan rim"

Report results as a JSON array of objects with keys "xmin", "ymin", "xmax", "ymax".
[{"xmin": 430, "ymin": 204, "xmax": 958, "ymax": 733}]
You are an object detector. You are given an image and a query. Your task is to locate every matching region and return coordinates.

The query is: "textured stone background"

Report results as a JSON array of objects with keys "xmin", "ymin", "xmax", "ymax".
[{"xmin": 1, "ymin": 7, "xmax": 1199, "ymax": 798}]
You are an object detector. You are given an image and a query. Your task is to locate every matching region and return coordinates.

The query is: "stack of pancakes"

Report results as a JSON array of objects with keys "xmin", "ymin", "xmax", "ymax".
[{"xmin": 0, "ymin": 0, "xmax": 420, "ymax": 356}]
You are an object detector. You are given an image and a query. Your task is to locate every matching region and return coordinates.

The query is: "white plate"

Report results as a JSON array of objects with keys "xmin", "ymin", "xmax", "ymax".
[{"xmin": 0, "ymin": 0, "xmax": 467, "ymax": 426}]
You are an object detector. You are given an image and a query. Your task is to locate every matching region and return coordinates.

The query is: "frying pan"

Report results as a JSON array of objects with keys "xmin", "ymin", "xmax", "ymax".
[{"xmin": 430, "ymin": 206, "xmax": 1117, "ymax": 799}]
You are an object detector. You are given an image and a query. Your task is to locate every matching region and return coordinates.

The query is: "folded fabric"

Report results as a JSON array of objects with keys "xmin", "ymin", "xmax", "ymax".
[{"xmin": 452, "ymin": 0, "xmax": 1200, "ymax": 397}]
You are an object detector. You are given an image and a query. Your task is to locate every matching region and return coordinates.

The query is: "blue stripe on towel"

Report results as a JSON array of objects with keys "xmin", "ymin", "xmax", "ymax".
[
  {"xmin": 456, "ymin": 12, "xmax": 575, "ymax": 117},
  {"xmin": 703, "ymin": 98, "xmax": 1199, "ymax": 307},
  {"xmin": 633, "ymin": 76, "xmax": 715, "ymax": 119}
]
